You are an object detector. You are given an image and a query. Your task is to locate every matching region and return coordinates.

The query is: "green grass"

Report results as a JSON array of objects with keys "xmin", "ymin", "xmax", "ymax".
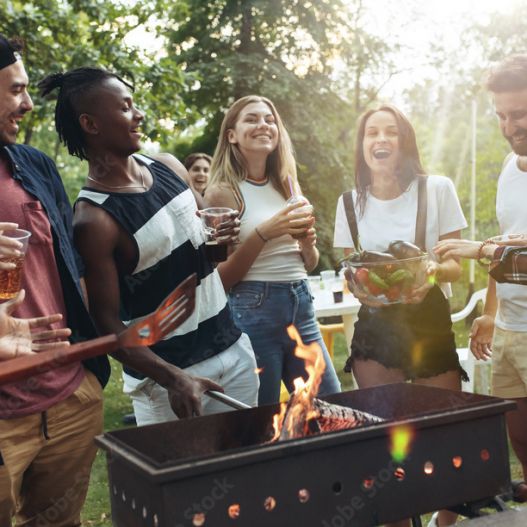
[{"xmin": 83, "ymin": 326, "xmax": 524, "ymax": 525}]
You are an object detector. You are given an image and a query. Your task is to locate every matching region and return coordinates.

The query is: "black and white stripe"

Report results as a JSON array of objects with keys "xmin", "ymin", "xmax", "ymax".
[{"xmin": 76, "ymin": 154, "xmax": 241, "ymax": 376}]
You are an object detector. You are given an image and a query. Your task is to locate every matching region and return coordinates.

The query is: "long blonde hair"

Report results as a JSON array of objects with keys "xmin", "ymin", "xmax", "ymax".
[{"xmin": 209, "ymin": 95, "xmax": 299, "ymax": 199}]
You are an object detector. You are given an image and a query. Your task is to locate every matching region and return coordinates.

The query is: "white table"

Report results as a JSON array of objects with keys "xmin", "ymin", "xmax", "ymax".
[{"xmin": 312, "ymin": 287, "xmax": 361, "ymax": 349}]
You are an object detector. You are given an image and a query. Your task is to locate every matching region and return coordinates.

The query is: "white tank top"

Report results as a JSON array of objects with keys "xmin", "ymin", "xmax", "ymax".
[
  {"xmin": 495, "ymin": 154, "xmax": 527, "ymax": 331},
  {"xmin": 238, "ymin": 179, "xmax": 307, "ymax": 282}
]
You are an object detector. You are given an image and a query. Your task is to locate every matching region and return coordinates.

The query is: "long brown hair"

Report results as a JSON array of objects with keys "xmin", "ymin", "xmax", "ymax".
[
  {"xmin": 354, "ymin": 104, "xmax": 426, "ymax": 216},
  {"xmin": 209, "ymin": 95, "xmax": 298, "ymax": 199}
]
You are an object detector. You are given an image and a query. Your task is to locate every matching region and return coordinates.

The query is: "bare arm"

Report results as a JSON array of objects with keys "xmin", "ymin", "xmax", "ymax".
[
  {"xmin": 434, "ymin": 229, "xmax": 463, "ymax": 283},
  {"xmin": 74, "ymin": 203, "xmax": 221, "ymax": 417},
  {"xmin": 469, "ymin": 276, "xmax": 496, "ymax": 361}
]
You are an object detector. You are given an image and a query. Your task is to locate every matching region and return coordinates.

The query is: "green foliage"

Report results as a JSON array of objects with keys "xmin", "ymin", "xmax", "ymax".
[{"xmin": 159, "ymin": 0, "xmax": 395, "ymax": 270}]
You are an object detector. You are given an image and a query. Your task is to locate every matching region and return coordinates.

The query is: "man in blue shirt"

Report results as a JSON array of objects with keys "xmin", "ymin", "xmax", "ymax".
[{"xmin": 0, "ymin": 34, "xmax": 109, "ymax": 527}]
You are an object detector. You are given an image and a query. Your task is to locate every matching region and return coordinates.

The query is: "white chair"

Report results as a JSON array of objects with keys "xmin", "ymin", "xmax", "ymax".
[{"xmin": 450, "ymin": 288, "xmax": 488, "ymax": 393}]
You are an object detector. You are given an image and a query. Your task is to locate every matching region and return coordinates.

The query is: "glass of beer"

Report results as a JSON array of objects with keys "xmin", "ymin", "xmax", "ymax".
[
  {"xmin": 0, "ymin": 228, "xmax": 31, "ymax": 300},
  {"xmin": 200, "ymin": 208, "xmax": 235, "ymax": 262}
]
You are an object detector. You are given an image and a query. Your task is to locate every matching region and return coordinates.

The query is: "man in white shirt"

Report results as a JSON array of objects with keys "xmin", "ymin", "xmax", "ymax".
[{"xmin": 471, "ymin": 54, "xmax": 527, "ymax": 502}]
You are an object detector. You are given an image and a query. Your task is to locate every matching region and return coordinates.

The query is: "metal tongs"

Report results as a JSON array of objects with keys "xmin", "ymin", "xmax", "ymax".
[{"xmin": 0, "ymin": 274, "xmax": 197, "ymax": 386}]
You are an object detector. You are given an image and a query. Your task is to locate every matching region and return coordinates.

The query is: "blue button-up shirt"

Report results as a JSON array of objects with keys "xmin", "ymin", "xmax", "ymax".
[{"xmin": 3, "ymin": 144, "xmax": 110, "ymax": 388}]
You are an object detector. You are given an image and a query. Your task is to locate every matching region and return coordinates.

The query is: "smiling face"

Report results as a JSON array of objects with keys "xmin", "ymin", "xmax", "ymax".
[
  {"xmin": 362, "ymin": 110, "xmax": 400, "ymax": 175},
  {"xmin": 188, "ymin": 157, "xmax": 211, "ymax": 194},
  {"xmin": 227, "ymin": 101, "xmax": 279, "ymax": 158},
  {"xmin": 0, "ymin": 60, "xmax": 33, "ymax": 145},
  {"xmin": 494, "ymin": 89, "xmax": 527, "ymax": 156},
  {"xmin": 81, "ymin": 77, "xmax": 144, "ymax": 157}
]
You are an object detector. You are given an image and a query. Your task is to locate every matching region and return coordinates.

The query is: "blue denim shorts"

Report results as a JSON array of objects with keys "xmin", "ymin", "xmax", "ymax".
[{"xmin": 229, "ymin": 280, "xmax": 341, "ymax": 405}]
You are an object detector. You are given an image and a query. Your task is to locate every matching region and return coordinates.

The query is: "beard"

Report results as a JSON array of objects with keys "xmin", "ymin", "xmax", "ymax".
[{"xmin": 506, "ymin": 127, "xmax": 527, "ymax": 156}]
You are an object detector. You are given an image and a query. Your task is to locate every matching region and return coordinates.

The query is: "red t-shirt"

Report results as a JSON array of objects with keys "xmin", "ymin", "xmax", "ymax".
[{"xmin": 0, "ymin": 154, "xmax": 84, "ymax": 418}]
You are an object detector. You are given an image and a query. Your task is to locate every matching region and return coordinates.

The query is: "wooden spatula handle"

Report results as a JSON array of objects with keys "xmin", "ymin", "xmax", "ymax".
[{"xmin": 0, "ymin": 334, "xmax": 119, "ymax": 386}]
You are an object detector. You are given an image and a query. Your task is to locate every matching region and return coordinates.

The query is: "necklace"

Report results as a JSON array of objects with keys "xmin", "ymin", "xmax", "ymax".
[{"xmin": 87, "ymin": 164, "xmax": 148, "ymax": 191}]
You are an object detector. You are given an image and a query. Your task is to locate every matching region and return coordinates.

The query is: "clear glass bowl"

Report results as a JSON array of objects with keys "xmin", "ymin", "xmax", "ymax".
[{"xmin": 342, "ymin": 254, "xmax": 429, "ymax": 304}]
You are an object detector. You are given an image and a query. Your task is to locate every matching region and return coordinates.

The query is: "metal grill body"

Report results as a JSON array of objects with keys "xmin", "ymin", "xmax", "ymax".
[{"xmin": 96, "ymin": 384, "xmax": 514, "ymax": 527}]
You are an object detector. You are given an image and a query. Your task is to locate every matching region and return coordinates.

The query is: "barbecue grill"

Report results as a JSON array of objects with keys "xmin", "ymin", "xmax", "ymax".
[{"xmin": 96, "ymin": 383, "xmax": 515, "ymax": 527}]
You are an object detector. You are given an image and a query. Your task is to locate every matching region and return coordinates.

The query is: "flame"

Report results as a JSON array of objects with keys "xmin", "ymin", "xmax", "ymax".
[
  {"xmin": 389, "ymin": 425, "xmax": 415, "ymax": 463},
  {"xmin": 271, "ymin": 325, "xmax": 326, "ymax": 441}
]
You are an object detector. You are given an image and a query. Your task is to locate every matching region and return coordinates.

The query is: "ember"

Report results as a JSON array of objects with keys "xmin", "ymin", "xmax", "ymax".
[{"xmin": 271, "ymin": 325, "xmax": 383, "ymax": 441}]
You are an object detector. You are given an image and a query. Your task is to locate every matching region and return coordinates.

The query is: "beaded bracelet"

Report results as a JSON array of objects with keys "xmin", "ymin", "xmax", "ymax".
[
  {"xmin": 477, "ymin": 239, "xmax": 493, "ymax": 267},
  {"xmin": 255, "ymin": 227, "xmax": 268, "ymax": 242}
]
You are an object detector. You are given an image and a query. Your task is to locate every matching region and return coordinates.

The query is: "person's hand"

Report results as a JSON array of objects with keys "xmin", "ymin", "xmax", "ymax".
[
  {"xmin": 0, "ymin": 222, "xmax": 23, "ymax": 270},
  {"xmin": 258, "ymin": 202, "xmax": 314, "ymax": 241},
  {"xmin": 214, "ymin": 210, "xmax": 241, "ymax": 245},
  {"xmin": 0, "ymin": 290, "xmax": 71, "ymax": 360},
  {"xmin": 166, "ymin": 367, "xmax": 224, "ymax": 418},
  {"xmin": 403, "ymin": 260, "xmax": 437, "ymax": 304},
  {"xmin": 298, "ymin": 227, "xmax": 317, "ymax": 248},
  {"xmin": 434, "ymin": 239, "xmax": 497, "ymax": 261},
  {"xmin": 196, "ymin": 210, "xmax": 241, "ymax": 245},
  {"xmin": 343, "ymin": 267, "xmax": 387, "ymax": 308},
  {"xmin": 469, "ymin": 314, "xmax": 494, "ymax": 361}
]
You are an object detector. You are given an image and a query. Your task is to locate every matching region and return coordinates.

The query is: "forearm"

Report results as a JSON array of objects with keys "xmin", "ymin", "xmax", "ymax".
[
  {"xmin": 436, "ymin": 258, "xmax": 462, "ymax": 283},
  {"xmin": 111, "ymin": 346, "xmax": 182, "ymax": 387},
  {"xmin": 300, "ymin": 244, "xmax": 319, "ymax": 272},
  {"xmin": 217, "ymin": 230, "xmax": 266, "ymax": 290},
  {"xmin": 483, "ymin": 276, "xmax": 498, "ymax": 318}
]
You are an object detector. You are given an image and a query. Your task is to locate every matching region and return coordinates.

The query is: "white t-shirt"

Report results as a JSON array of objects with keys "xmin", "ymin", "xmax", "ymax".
[
  {"xmin": 333, "ymin": 175, "xmax": 467, "ymax": 297},
  {"xmin": 238, "ymin": 180, "xmax": 307, "ymax": 282},
  {"xmin": 495, "ymin": 154, "xmax": 527, "ymax": 331}
]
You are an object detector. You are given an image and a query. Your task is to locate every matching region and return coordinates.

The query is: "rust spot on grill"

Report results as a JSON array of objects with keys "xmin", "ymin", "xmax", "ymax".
[
  {"xmin": 264, "ymin": 497, "xmax": 276, "ymax": 511},
  {"xmin": 424, "ymin": 461, "xmax": 434, "ymax": 475},
  {"xmin": 192, "ymin": 512, "xmax": 205, "ymax": 526},
  {"xmin": 394, "ymin": 467, "xmax": 406, "ymax": 481},
  {"xmin": 481, "ymin": 449, "xmax": 490, "ymax": 462},
  {"xmin": 228, "ymin": 504, "xmax": 240, "ymax": 519},
  {"xmin": 298, "ymin": 489, "xmax": 310, "ymax": 503},
  {"xmin": 452, "ymin": 456, "xmax": 463, "ymax": 469},
  {"xmin": 362, "ymin": 477, "xmax": 375, "ymax": 490}
]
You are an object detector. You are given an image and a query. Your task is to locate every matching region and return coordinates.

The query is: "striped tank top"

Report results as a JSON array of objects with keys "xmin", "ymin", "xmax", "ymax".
[{"xmin": 76, "ymin": 154, "xmax": 241, "ymax": 378}]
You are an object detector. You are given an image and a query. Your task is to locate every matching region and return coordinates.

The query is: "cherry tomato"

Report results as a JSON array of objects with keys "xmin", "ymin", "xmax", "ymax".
[
  {"xmin": 386, "ymin": 285, "xmax": 401, "ymax": 302},
  {"xmin": 367, "ymin": 281, "xmax": 382, "ymax": 296},
  {"xmin": 355, "ymin": 268, "xmax": 369, "ymax": 285}
]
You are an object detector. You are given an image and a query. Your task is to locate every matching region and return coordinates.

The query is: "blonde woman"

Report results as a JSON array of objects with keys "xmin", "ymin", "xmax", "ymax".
[{"xmin": 205, "ymin": 95, "xmax": 341, "ymax": 405}]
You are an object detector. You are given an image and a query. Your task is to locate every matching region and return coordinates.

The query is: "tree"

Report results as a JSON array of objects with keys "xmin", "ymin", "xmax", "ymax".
[{"xmin": 159, "ymin": 0, "xmax": 395, "ymax": 268}]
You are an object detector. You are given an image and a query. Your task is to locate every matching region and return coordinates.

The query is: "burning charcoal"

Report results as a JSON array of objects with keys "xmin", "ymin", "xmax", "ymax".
[{"xmin": 313, "ymin": 398, "xmax": 384, "ymax": 433}]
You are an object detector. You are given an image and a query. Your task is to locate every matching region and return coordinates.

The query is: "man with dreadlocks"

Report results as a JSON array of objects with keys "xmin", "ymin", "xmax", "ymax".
[
  {"xmin": 39, "ymin": 67, "xmax": 259, "ymax": 425},
  {"xmin": 0, "ymin": 35, "xmax": 110, "ymax": 527}
]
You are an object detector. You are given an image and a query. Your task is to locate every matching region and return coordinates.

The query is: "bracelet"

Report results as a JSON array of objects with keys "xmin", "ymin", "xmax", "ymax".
[
  {"xmin": 477, "ymin": 239, "xmax": 493, "ymax": 267},
  {"xmin": 255, "ymin": 227, "xmax": 268, "ymax": 242}
]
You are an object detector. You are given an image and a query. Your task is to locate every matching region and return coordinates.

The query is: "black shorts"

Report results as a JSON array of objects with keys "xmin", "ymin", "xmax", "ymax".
[{"xmin": 348, "ymin": 285, "xmax": 468, "ymax": 381}]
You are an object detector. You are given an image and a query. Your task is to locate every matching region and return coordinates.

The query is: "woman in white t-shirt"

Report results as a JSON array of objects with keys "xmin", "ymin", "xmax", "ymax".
[
  {"xmin": 334, "ymin": 104, "xmax": 467, "ymax": 526},
  {"xmin": 205, "ymin": 95, "xmax": 341, "ymax": 405}
]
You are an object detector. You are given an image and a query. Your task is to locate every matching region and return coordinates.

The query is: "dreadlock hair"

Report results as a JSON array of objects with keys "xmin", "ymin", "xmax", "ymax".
[{"xmin": 38, "ymin": 67, "xmax": 133, "ymax": 160}]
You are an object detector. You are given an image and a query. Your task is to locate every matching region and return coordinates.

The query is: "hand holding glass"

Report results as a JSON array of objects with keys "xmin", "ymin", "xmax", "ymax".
[
  {"xmin": 0, "ymin": 229, "xmax": 31, "ymax": 300},
  {"xmin": 199, "ymin": 208, "xmax": 236, "ymax": 262}
]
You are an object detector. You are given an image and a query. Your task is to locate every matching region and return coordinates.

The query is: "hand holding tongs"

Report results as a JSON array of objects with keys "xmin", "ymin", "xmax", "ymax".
[{"xmin": 0, "ymin": 274, "xmax": 197, "ymax": 386}]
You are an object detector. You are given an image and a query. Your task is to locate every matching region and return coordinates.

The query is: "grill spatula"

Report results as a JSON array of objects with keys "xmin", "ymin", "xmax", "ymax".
[{"xmin": 0, "ymin": 273, "xmax": 197, "ymax": 386}]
